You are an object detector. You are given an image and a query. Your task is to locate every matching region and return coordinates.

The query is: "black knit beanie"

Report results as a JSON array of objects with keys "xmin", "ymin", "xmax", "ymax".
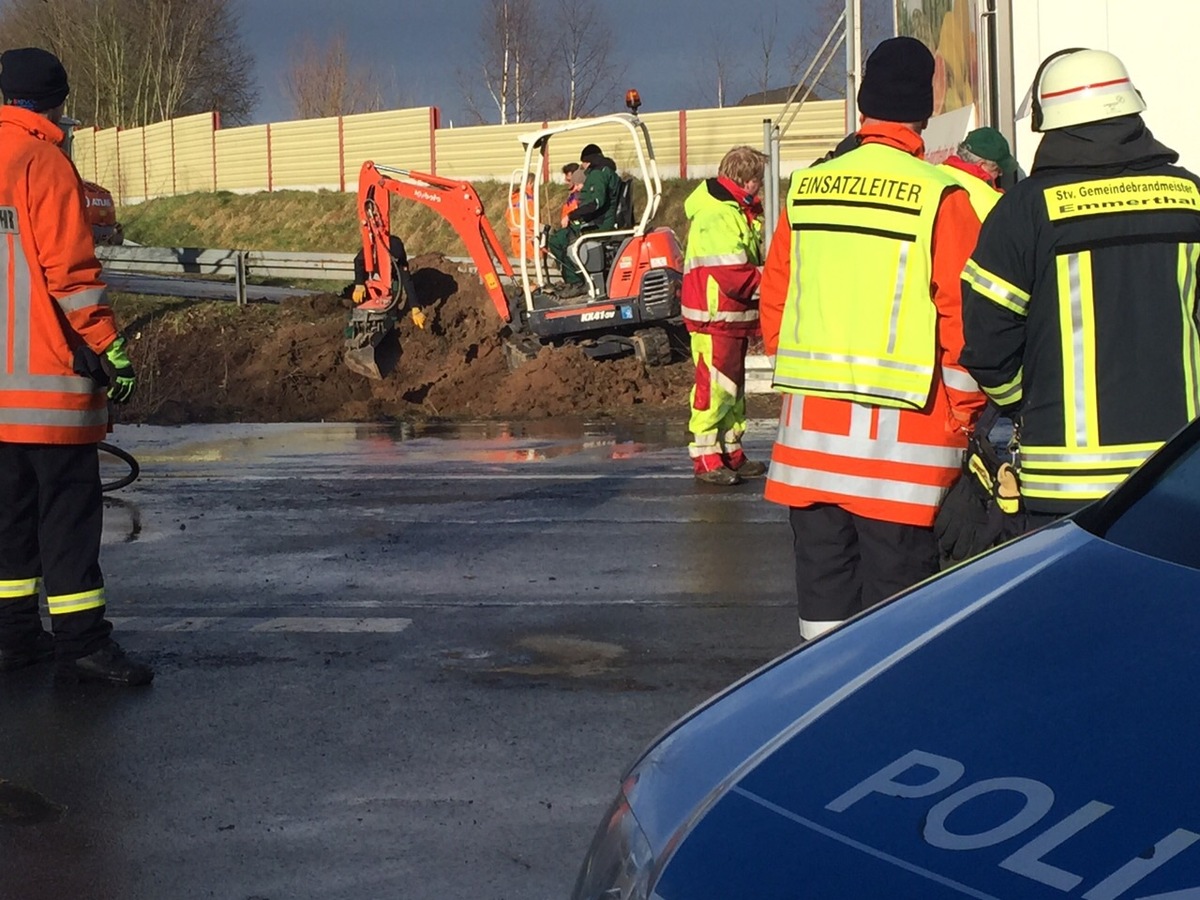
[
  {"xmin": 857, "ymin": 37, "xmax": 934, "ymax": 122},
  {"xmin": 580, "ymin": 143, "xmax": 602, "ymax": 162},
  {"xmin": 0, "ymin": 48, "xmax": 70, "ymax": 111}
]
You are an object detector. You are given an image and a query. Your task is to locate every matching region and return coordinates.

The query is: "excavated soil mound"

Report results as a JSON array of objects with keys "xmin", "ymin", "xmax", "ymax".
[{"xmin": 121, "ymin": 253, "xmax": 779, "ymax": 425}]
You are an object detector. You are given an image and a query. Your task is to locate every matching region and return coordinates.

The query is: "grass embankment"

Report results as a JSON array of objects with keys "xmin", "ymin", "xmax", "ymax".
[{"xmin": 117, "ymin": 179, "xmax": 703, "ymax": 257}]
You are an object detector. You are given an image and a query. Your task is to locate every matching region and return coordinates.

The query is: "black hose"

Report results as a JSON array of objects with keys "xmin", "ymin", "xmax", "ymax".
[{"xmin": 99, "ymin": 441, "xmax": 139, "ymax": 493}]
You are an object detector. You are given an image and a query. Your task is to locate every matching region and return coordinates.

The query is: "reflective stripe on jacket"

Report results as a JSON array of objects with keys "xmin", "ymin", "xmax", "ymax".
[
  {"xmin": 681, "ymin": 177, "xmax": 763, "ymax": 337},
  {"xmin": 767, "ymin": 394, "xmax": 967, "ymax": 524},
  {"xmin": 760, "ymin": 122, "xmax": 985, "ymax": 525},
  {"xmin": 962, "ymin": 157, "xmax": 1200, "ymax": 514},
  {"xmin": 0, "ymin": 106, "xmax": 114, "ymax": 444},
  {"xmin": 774, "ymin": 141, "xmax": 960, "ymax": 409}
]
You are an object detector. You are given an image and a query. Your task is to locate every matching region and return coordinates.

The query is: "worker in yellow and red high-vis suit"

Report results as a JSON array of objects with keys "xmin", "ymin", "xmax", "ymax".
[
  {"xmin": 0, "ymin": 48, "xmax": 152, "ymax": 686},
  {"xmin": 682, "ymin": 145, "xmax": 769, "ymax": 485},
  {"xmin": 759, "ymin": 37, "xmax": 986, "ymax": 640}
]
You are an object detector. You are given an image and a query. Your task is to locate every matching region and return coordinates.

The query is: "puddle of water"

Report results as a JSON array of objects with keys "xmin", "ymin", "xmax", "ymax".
[
  {"xmin": 112, "ymin": 418, "xmax": 695, "ymax": 468},
  {"xmin": 489, "ymin": 635, "xmax": 627, "ymax": 678},
  {"xmin": 0, "ymin": 781, "xmax": 65, "ymax": 826}
]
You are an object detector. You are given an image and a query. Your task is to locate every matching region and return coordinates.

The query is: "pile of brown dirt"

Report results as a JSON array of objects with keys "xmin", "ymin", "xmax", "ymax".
[{"xmin": 120, "ymin": 253, "xmax": 780, "ymax": 425}]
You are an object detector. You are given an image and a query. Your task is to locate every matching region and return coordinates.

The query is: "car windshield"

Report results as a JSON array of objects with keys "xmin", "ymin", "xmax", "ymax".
[{"xmin": 1087, "ymin": 431, "xmax": 1200, "ymax": 569}]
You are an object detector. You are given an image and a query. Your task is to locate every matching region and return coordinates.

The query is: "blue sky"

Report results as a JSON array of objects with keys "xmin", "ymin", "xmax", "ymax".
[{"xmin": 239, "ymin": 0, "xmax": 893, "ymax": 125}]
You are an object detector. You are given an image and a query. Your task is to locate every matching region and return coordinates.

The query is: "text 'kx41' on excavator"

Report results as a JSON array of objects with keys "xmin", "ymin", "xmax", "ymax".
[{"xmin": 343, "ymin": 91, "xmax": 683, "ymax": 379}]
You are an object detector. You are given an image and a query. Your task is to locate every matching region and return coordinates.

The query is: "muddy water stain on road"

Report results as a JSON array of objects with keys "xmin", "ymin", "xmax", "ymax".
[{"xmin": 0, "ymin": 781, "xmax": 65, "ymax": 826}]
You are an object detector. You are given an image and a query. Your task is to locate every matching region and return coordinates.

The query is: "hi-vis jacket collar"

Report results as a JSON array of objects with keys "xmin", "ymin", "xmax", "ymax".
[
  {"xmin": 0, "ymin": 104, "xmax": 64, "ymax": 147},
  {"xmin": 857, "ymin": 121, "xmax": 926, "ymax": 160}
]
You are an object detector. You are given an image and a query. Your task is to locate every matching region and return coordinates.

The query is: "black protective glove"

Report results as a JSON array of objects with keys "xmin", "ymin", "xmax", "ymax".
[
  {"xmin": 72, "ymin": 344, "xmax": 110, "ymax": 387},
  {"xmin": 934, "ymin": 432, "xmax": 1023, "ymax": 567},
  {"xmin": 934, "ymin": 473, "xmax": 993, "ymax": 566}
]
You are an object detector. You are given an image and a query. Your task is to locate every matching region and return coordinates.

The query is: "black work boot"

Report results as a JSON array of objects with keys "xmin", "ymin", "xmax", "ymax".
[
  {"xmin": 727, "ymin": 451, "xmax": 768, "ymax": 478},
  {"xmin": 0, "ymin": 630, "xmax": 54, "ymax": 672},
  {"xmin": 58, "ymin": 640, "xmax": 153, "ymax": 687},
  {"xmin": 695, "ymin": 466, "xmax": 742, "ymax": 486}
]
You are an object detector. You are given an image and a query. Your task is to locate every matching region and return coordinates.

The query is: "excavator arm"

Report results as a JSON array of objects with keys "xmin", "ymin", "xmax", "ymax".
[{"xmin": 356, "ymin": 162, "xmax": 514, "ymax": 322}]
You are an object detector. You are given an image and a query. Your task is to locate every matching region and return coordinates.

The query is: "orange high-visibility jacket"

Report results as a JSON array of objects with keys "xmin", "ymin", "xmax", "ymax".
[
  {"xmin": 507, "ymin": 185, "xmax": 536, "ymax": 260},
  {"xmin": 0, "ymin": 106, "xmax": 115, "ymax": 444},
  {"xmin": 760, "ymin": 123, "xmax": 986, "ymax": 526}
]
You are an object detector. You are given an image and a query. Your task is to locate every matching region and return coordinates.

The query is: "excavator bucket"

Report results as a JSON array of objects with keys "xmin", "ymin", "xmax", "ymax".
[{"xmin": 343, "ymin": 308, "xmax": 400, "ymax": 380}]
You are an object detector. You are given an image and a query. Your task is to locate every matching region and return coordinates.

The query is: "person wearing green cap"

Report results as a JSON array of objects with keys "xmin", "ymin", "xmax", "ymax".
[{"xmin": 939, "ymin": 127, "xmax": 1017, "ymax": 220}]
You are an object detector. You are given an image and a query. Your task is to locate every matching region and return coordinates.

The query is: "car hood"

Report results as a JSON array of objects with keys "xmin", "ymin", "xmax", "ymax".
[{"xmin": 626, "ymin": 520, "xmax": 1200, "ymax": 898}]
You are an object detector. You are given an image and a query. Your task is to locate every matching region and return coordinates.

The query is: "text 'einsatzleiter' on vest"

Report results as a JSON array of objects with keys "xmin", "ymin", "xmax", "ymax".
[{"xmin": 774, "ymin": 143, "xmax": 960, "ymax": 410}]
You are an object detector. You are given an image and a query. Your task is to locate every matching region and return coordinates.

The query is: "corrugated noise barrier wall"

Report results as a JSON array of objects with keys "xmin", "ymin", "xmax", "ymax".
[{"xmin": 71, "ymin": 101, "xmax": 847, "ymax": 204}]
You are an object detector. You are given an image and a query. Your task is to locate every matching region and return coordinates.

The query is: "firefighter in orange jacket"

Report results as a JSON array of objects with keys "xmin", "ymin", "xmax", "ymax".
[
  {"xmin": 507, "ymin": 172, "xmax": 537, "ymax": 263},
  {"xmin": 0, "ymin": 48, "xmax": 152, "ymax": 685},
  {"xmin": 759, "ymin": 37, "xmax": 986, "ymax": 640}
]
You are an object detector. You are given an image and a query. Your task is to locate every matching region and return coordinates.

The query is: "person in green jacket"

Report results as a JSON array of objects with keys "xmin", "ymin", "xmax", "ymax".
[{"xmin": 547, "ymin": 143, "xmax": 621, "ymax": 298}]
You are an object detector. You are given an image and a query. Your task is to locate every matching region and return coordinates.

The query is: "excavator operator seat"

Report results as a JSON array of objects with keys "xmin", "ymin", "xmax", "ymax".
[
  {"xmin": 580, "ymin": 238, "xmax": 608, "ymax": 282},
  {"xmin": 613, "ymin": 177, "xmax": 635, "ymax": 230},
  {"xmin": 577, "ymin": 178, "xmax": 637, "ymax": 288}
]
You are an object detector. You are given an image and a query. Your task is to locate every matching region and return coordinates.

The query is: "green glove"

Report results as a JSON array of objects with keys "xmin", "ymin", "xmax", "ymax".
[{"xmin": 104, "ymin": 336, "xmax": 136, "ymax": 404}]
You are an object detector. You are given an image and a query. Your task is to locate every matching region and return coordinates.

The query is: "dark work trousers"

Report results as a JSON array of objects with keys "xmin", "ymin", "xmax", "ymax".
[
  {"xmin": 546, "ymin": 223, "xmax": 585, "ymax": 283},
  {"xmin": 0, "ymin": 441, "xmax": 112, "ymax": 658},
  {"xmin": 790, "ymin": 503, "xmax": 939, "ymax": 639}
]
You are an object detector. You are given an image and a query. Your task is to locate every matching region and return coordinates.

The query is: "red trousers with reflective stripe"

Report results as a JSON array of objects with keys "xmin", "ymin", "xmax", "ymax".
[
  {"xmin": 688, "ymin": 332, "xmax": 748, "ymax": 458},
  {"xmin": 0, "ymin": 442, "xmax": 111, "ymax": 656}
]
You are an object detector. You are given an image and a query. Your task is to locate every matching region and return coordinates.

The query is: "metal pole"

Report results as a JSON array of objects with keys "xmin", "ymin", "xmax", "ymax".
[
  {"xmin": 845, "ymin": 0, "xmax": 862, "ymax": 133},
  {"xmin": 235, "ymin": 251, "xmax": 247, "ymax": 307},
  {"xmin": 991, "ymin": 0, "xmax": 1017, "ymax": 152},
  {"xmin": 763, "ymin": 119, "xmax": 779, "ymax": 240}
]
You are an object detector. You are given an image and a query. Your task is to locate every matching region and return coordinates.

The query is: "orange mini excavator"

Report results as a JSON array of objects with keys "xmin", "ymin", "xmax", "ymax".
[{"xmin": 343, "ymin": 90, "xmax": 683, "ymax": 380}]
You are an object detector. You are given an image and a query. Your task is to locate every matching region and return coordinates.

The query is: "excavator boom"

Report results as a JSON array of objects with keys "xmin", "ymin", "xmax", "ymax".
[
  {"xmin": 356, "ymin": 162, "xmax": 513, "ymax": 322},
  {"xmin": 345, "ymin": 107, "xmax": 683, "ymax": 380}
]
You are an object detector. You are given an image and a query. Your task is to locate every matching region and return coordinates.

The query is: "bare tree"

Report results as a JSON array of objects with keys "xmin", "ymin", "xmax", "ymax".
[
  {"xmin": 459, "ymin": 0, "xmax": 548, "ymax": 124},
  {"xmin": 0, "ymin": 0, "xmax": 256, "ymax": 128},
  {"xmin": 546, "ymin": 0, "xmax": 623, "ymax": 119},
  {"xmin": 789, "ymin": 0, "xmax": 893, "ymax": 99},
  {"xmin": 752, "ymin": 5, "xmax": 783, "ymax": 99},
  {"xmin": 284, "ymin": 32, "xmax": 389, "ymax": 119},
  {"xmin": 690, "ymin": 23, "xmax": 744, "ymax": 109}
]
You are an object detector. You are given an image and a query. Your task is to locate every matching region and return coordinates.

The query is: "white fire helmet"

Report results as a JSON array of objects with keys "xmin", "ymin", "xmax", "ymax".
[{"xmin": 1025, "ymin": 49, "xmax": 1146, "ymax": 132}]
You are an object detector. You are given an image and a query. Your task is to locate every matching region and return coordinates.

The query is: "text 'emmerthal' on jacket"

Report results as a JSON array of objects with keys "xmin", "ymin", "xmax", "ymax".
[
  {"xmin": 961, "ymin": 114, "xmax": 1200, "ymax": 516},
  {"xmin": 0, "ymin": 104, "xmax": 116, "ymax": 444},
  {"xmin": 761, "ymin": 122, "xmax": 986, "ymax": 527}
]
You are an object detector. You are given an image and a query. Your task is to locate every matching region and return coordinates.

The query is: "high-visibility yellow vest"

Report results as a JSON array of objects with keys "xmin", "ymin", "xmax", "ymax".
[
  {"xmin": 939, "ymin": 163, "xmax": 1001, "ymax": 220},
  {"xmin": 773, "ymin": 143, "xmax": 960, "ymax": 410}
]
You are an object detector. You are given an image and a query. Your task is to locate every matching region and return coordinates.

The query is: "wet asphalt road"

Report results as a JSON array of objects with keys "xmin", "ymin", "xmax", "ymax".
[{"xmin": 0, "ymin": 419, "xmax": 798, "ymax": 900}]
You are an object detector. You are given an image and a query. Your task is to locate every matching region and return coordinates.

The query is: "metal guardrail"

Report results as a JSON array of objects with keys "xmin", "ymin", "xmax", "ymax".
[
  {"xmin": 96, "ymin": 245, "xmax": 357, "ymax": 306},
  {"xmin": 96, "ymin": 244, "xmax": 777, "ymax": 392}
]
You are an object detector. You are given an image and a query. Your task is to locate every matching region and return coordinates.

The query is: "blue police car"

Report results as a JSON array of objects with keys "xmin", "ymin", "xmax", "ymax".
[{"xmin": 572, "ymin": 417, "xmax": 1200, "ymax": 899}]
